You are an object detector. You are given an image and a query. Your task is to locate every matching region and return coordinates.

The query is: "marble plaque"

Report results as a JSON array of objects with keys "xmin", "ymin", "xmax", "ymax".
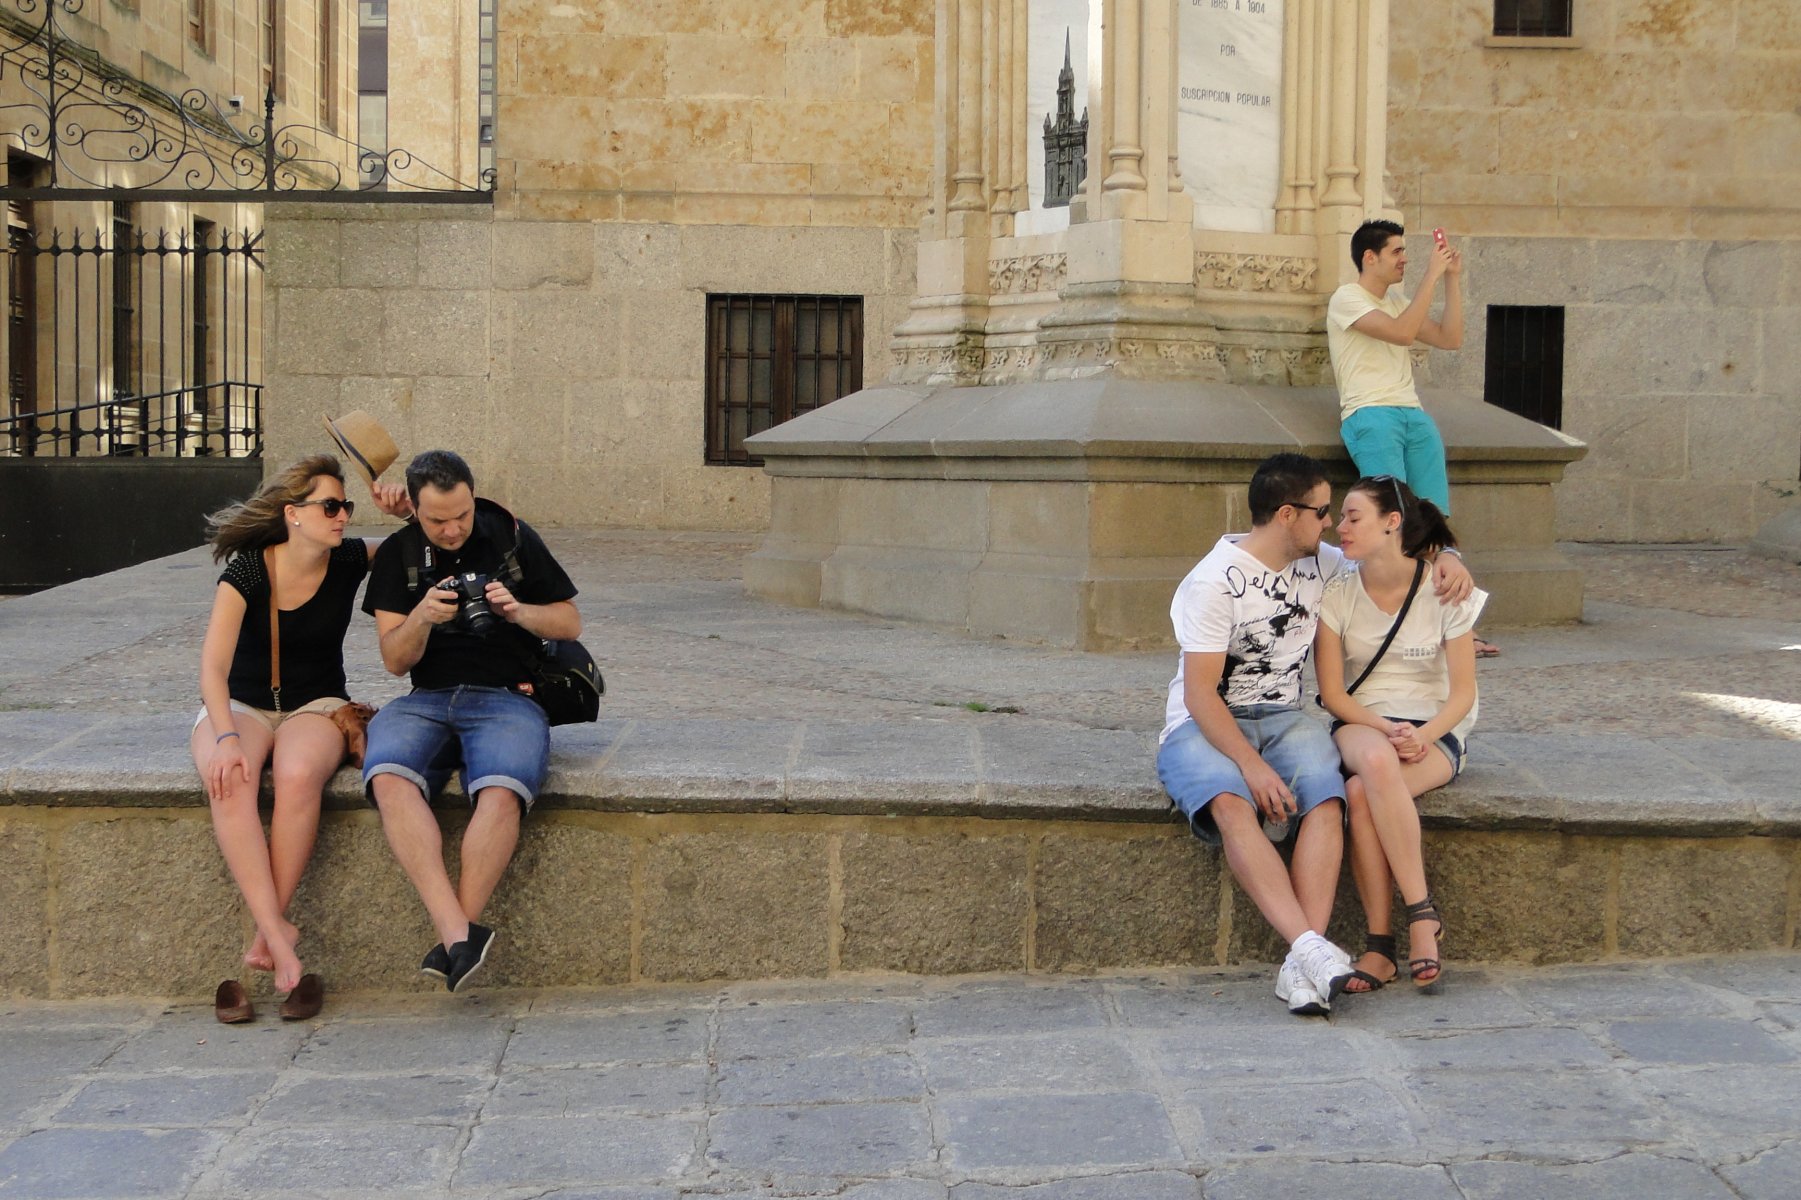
[
  {"xmin": 1022, "ymin": 0, "xmax": 1094, "ymax": 234},
  {"xmin": 1178, "ymin": 0, "xmax": 1284, "ymax": 232}
]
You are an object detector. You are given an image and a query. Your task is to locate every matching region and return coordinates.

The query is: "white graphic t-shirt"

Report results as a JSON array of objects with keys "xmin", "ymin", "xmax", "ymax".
[
  {"xmin": 1160, "ymin": 536, "xmax": 1346, "ymax": 743},
  {"xmin": 1318, "ymin": 562, "xmax": 1487, "ymax": 744}
]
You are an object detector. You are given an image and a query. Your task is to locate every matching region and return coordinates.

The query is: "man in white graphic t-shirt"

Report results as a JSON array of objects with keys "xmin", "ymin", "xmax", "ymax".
[{"xmin": 1156, "ymin": 453, "xmax": 1473, "ymax": 1016}]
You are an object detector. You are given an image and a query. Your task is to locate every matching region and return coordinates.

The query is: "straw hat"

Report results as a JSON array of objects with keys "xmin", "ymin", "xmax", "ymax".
[{"xmin": 322, "ymin": 411, "xmax": 399, "ymax": 484}]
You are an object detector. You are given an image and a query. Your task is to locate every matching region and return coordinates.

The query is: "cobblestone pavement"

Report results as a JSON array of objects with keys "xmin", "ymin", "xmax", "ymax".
[{"xmin": 3, "ymin": 957, "xmax": 1801, "ymax": 1198}]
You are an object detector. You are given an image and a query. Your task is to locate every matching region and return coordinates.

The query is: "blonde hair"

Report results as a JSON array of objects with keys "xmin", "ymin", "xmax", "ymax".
[{"xmin": 206, "ymin": 454, "xmax": 345, "ymax": 562}]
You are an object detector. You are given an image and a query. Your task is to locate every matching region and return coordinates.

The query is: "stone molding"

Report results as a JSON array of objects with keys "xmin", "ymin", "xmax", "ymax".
[
  {"xmin": 1193, "ymin": 251, "xmax": 1320, "ymax": 294},
  {"xmin": 988, "ymin": 253, "xmax": 1067, "ymax": 296}
]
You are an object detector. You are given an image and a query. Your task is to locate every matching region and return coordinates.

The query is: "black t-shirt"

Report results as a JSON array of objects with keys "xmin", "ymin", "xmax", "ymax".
[
  {"xmin": 221, "ymin": 539, "xmax": 370, "ymax": 711},
  {"xmin": 362, "ymin": 501, "xmax": 579, "ymax": 692}
]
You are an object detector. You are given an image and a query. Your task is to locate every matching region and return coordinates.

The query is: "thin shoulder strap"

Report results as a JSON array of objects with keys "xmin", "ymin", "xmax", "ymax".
[
  {"xmin": 263, "ymin": 547, "xmax": 282, "ymax": 713},
  {"xmin": 1344, "ymin": 558, "xmax": 1426, "ymax": 696}
]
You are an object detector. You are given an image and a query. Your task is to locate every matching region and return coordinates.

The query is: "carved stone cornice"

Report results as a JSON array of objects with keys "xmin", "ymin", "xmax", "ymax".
[
  {"xmin": 1193, "ymin": 252, "xmax": 1319, "ymax": 294},
  {"xmin": 988, "ymin": 253, "xmax": 1067, "ymax": 296}
]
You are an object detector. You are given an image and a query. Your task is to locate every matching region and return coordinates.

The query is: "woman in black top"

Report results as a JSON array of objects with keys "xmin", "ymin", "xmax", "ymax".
[{"xmin": 192, "ymin": 454, "xmax": 403, "ymax": 1005}]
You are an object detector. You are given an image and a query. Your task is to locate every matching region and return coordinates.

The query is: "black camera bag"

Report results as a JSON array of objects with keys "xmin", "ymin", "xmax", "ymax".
[{"xmin": 404, "ymin": 500, "xmax": 603, "ymax": 725}]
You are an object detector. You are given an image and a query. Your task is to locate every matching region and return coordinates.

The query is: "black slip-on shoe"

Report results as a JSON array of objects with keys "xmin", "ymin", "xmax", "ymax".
[
  {"xmin": 446, "ymin": 923, "xmax": 495, "ymax": 993},
  {"xmin": 420, "ymin": 943, "xmax": 452, "ymax": 980}
]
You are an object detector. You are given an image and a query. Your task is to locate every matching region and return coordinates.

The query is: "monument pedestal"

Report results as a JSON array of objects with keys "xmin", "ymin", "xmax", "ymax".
[{"xmin": 746, "ymin": 381, "xmax": 1587, "ymax": 649}]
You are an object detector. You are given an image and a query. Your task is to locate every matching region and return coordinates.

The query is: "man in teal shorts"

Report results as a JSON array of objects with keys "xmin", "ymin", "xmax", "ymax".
[{"xmin": 1327, "ymin": 220, "xmax": 1495, "ymax": 655}]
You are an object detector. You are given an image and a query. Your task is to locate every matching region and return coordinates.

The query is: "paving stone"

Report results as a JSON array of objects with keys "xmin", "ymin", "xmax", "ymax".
[
  {"xmin": 102, "ymin": 1016, "xmax": 308, "ymax": 1073},
  {"xmin": 937, "ymin": 1092, "xmax": 1181, "ymax": 1171},
  {"xmin": 1106, "ymin": 971, "xmax": 1285, "ymax": 1028},
  {"xmin": 716, "ymin": 1051, "xmax": 923, "ymax": 1106},
  {"xmin": 292, "ymin": 1014, "xmax": 513, "ymax": 1074},
  {"xmin": 1668, "ymin": 954, "xmax": 1801, "ymax": 1000},
  {"xmin": 1146, "ymin": 1023, "xmax": 1370, "ymax": 1084},
  {"xmin": 1608, "ymin": 1017, "xmax": 1799, "ymax": 1065},
  {"xmin": 486, "ymin": 1064, "xmax": 708, "ymax": 1117},
  {"xmin": 1404, "ymin": 1070, "xmax": 1670, "ymax": 1152},
  {"xmin": 504, "ymin": 1009, "xmax": 712, "ymax": 1068},
  {"xmin": 0, "ymin": 1127, "xmax": 219, "ymax": 1198},
  {"xmin": 1717, "ymin": 1141, "xmax": 1801, "ymax": 1200},
  {"xmin": 715, "ymin": 1000, "xmax": 912, "ymax": 1061},
  {"xmin": 787, "ymin": 721, "xmax": 980, "ymax": 805},
  {"xmin": 1175, "ymin": 1080, "xmax": 1418, "ymax": 1157},
  {"xmin": 1637, "ymin": 1066, "xmax": 1801, "ymax": 1136},
  {"xmin": 1200, "ymin": 1161, "xmax": 1458, "ymax": 1199},
  {"xmin": 705, "ymin": 1102, "xmax": 932, "ymax": 1175},
  {"xmin": 911, "ymin": 982, "xmax": 1109, "ymax": 1038},
  {"xmin": 0, "ymin": 1077, "xmax": 72, "ymax": 1128},
  {"xmin": 455, "ymin": 1114, "xmax": 702, "ymax": 1187},
  {"xmin": 585, "ymin": 718, "xmax": 792, "ymax": 804},
  {"xmin": 1327, "ymin": 971, "xmax": 1541, "ymax": 1032},
  {"xmin": 1451, "ymin": 1154, "xmax": 1739, "ymax": 1199},
  {"xmin": 951, "ymin": 1171, "xmax": 1199, "ymax": 1199},
  {"xmin": 1395, "ymin": 1026, "xmax": 1614, "ymax": 1071},
  {"xmin": 256, "ymin": 1073, "xmax": 490, "ymax": 1124},
  {"xmin": 533, "ymin": 1188, "xmax": 679, "ymax": 1200},
  {"xmin": 203, "ymin": 1123, "xmax": 460, "ymax": 1192},
  {"xmin": 704, "ymin": 1183, "xmax": 943, "ymax": 1200},
  {"xmin": 1510, "ymin": 967, "xmax": 1732, "ymax": 1020},
  {"xmin": 0, "ymin": 1025, "xmax": 129, "ymax": 1081},
  {"xmin": 52, "ymin": 1072, "xmax": 276, "ymax": 1126},
  {"xmin": 915, "ymin": 1032, "xmax": 1138, "ymax": 1093}
]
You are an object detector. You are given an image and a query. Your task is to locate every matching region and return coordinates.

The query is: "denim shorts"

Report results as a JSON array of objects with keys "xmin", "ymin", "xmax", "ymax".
[
  {"xmin": 363, "ymin": 686, "xmax": 550, "ymax": 810},
  {"xmin": 1156, "ymin": 706, "xmax": 1347, "ymax": 846},
  {"xmin": 1330, "ymin": 717, "xmax": 1466, "ymax": 780}
]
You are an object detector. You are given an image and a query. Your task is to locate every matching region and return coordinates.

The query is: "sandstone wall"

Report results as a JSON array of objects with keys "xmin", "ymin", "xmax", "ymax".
[
  {"xmin": 495, "ymin": 0, "xmax": 933, "ymax": 226},
  {"xmin": 264, "ymin": 207, "xmax": 917, "ymax": 530},
  {"xmin": 1388, "ymin": 2, "xmax": 1801, "ymax": 540}
]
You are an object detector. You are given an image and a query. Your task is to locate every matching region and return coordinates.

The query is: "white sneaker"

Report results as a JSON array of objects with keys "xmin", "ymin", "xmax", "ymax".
[
  {"xmin": 1291, "ymin": 934, "xmax": 1354, "ymax": 1002},
  {"xmin": 1276, "ymin": 955, "xmax": 1329, "ymax": 1016}
]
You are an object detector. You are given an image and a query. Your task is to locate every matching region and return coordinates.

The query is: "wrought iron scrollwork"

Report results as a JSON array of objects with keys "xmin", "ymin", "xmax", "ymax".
[{"xmin": 0, "ymin": 0, "xmax": 492, "ymax": 195}]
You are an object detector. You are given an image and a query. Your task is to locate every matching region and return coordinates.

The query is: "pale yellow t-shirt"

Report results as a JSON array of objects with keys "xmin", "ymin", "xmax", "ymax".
[
  {"xmin": 1326, "ymin": 283, "xmax": 1421, "ymax": 419},
  {"xmin": 1318, "ymin": 563, "xmax": 1487, "ymax": 746}
]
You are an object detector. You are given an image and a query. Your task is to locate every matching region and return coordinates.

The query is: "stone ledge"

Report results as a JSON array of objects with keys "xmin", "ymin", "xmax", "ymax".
[{"xmin": 4, "ymin": 713, "xmax": 1799, "ymax": 838}]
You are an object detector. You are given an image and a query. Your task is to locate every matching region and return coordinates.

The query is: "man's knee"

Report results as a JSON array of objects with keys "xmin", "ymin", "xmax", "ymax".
[
  {"xmin": 370, "ymin": 770, "xmax": 427, "ymax": 813},
  {"xmin": 472, "ymin": 785, "xmax": 525, "ymax": 824}
]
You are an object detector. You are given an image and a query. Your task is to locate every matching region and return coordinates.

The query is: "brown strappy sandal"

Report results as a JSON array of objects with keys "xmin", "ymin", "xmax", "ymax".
[
  {"xmin": 1343, "ymin": 933, "xmax": 1399, "ymax": 993},
  {"xmin": 1404, "ymin": 895, "xmax": 1445, "ymax": 994}
]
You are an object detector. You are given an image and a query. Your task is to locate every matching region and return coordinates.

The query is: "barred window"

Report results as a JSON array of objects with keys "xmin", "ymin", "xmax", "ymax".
[
  {"xmin": 706, "ymin": 295, "xmax": 863, "ymax": 466},
  {"xmin": 1494, "ymin": 0, "xmax": 1572, "ymax": 37},
  {"xmin": 1484, "ymin": 305, "xmax": 1564, "ymax": 429}
]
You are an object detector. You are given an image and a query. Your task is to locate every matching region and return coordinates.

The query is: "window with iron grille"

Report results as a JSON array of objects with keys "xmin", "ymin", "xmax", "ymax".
[
  {"xmin": 706, "ymin": 295, "xmax": 864, "ymax": 466},
  {"xmin": 1484, "ymin": 305, "xmax": 1564, "ymax": 429},
  {"xmin": 1493, "ymin": 0, "xmax": 1572, "ymax": 37}
]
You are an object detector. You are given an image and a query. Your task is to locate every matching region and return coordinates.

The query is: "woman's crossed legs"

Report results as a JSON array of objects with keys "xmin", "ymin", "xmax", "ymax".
[{"xmin": 1334, "ymin": 723, "xmax": 1455, "ymax": 990}]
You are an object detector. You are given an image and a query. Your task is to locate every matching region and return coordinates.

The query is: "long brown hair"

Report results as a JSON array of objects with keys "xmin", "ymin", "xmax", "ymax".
[
  {"xmin": 1349, "ymin": 475, "xmax": 1457, "ymax": 559},
  {"xmin": 206, "ymin": 454, "xmax": 344, "ymax": 562}
]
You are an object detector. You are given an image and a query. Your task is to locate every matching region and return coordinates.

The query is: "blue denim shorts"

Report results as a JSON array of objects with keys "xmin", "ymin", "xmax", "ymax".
[
  {"xmin": 363, "ymin": 686, "xmax": 550, "ymax": 810},
  {"xmin": 1156, "ymin": 706, "xmax": 1347, "ymax": 846}
]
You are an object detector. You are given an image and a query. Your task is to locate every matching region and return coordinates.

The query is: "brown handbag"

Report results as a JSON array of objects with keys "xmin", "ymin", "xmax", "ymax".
[{"xmin": 265, "ymin": 547, "xmax": 377, "ymax": 769}]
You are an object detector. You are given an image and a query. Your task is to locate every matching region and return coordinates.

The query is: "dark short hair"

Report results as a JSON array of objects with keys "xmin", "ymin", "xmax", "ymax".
[
  {"xmin": 1351, "ymin": 219, "xmax": 1405, "ymax": 271},
  {"xmin": 1248, "ymin": 452, "xmax": 1329, "ymax": 526},
  {"xmin": 405, "ymin": 450, "xmax": 475, "ymax": 507}
]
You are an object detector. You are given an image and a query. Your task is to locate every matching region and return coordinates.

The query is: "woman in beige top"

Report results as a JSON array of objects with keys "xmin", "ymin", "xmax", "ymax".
[{"xmin": 1315, "ymin": 476, "xmax": 1486, "ymax": 993}]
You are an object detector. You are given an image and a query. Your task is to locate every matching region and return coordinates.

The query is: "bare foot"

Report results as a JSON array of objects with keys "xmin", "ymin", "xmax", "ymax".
[
  {"xmin": 247, "ymin": 918, "xmax": 301, "ymax": 977},
  {"xmin": 272, "ymin": 943, "xmax": 305, "ymax": 995},
  {"xmin": 1342, "ymin": 950, "xmax": 1398, "ymax": 993}
]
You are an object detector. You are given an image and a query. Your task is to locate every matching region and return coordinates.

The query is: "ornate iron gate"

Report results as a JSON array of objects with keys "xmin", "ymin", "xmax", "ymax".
[{"xmin": 2, "ymin": 221, "xmax": 262, "ymax": 457}]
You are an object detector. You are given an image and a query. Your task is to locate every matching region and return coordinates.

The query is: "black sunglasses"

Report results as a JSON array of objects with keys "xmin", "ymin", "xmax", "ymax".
[
  {"xmin": 294, "ymin": 498, "xmax": 356, "ymax": 519},
  {"xmin": 1285, "ymin": 500, "xmax": 1331, "ymax": 520}
]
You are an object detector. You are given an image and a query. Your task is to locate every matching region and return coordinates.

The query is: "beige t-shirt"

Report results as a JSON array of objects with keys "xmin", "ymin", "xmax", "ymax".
[
  {"xmin": 1318, "ymin": 562, "xmax": 1487, "ymax": 745},
  {"xmin": 1326, "ymin": 283, "xmax": 1421, "ymax": 419}
]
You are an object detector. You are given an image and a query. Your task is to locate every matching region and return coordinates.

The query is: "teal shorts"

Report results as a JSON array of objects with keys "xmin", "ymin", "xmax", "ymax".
[{"xmin": 1340, "ymin": 405, "xmax": 1451, "ymax": 515}]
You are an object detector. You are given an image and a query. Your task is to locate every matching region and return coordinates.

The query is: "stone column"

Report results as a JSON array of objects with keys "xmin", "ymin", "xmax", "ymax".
[{"xmin": 1276, "ymin": 0, "xmax": 1318, "ymax": 234}]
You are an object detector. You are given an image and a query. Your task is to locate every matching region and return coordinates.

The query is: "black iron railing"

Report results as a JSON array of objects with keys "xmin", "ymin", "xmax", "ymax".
[{"xmin": 0, "ymin": 378, "xmax": 261, "ymax": 457}]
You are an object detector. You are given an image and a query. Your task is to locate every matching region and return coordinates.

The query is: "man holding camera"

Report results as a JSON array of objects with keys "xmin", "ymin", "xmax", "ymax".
[{"xmin": 361, "ymin": 450, "xmax": 581, "ymax": 992}]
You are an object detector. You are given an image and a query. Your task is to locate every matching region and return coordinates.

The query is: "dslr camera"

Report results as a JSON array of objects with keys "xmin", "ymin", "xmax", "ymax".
[{"xmin": 440, "ymin": 572, "xmax": 500, "ymax": 636}]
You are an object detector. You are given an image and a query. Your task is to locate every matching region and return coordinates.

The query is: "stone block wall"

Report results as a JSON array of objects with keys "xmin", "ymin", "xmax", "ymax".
[
  {"xmin": 264, "ymin": 206, "xmax": 918, "ymax": 530},
  {"xmin": 4, "ymin": 805, "xmax": 1798, "ymax": 999},
  {"xmin": 1422, "ymin": 235, "xmax": 1801, "ymax": 541},
  {"xmin": 495, "ymin": 0, "xmax": 933, "ymax": 225},
  {"xmin": 1387, "ymin": 0, "xmax": 1801, "ymax": 239}
]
